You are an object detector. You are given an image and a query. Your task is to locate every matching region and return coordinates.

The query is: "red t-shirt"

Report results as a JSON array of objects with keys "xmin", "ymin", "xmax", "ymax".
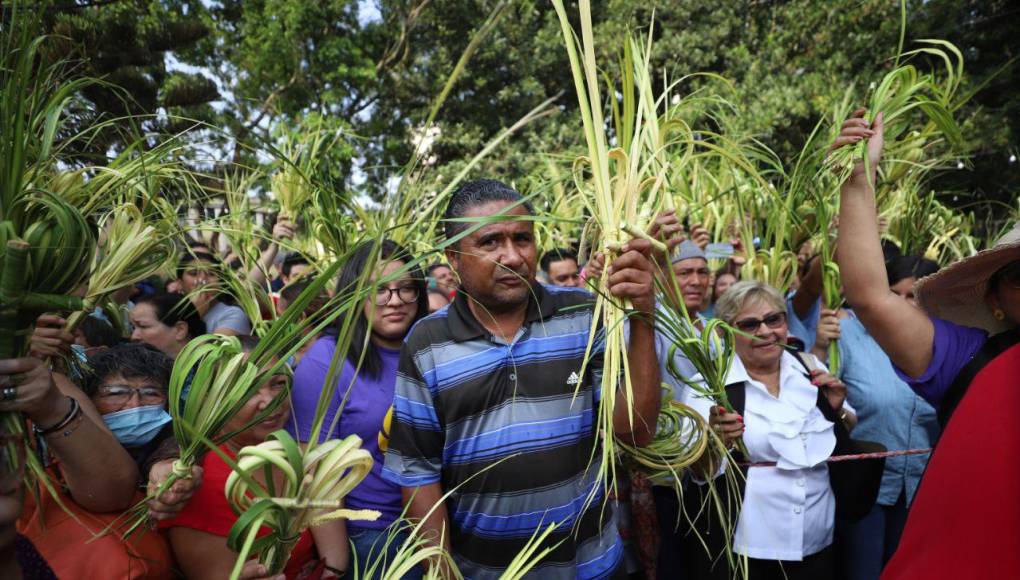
[{"xmin": 164, "ymin": 446, "xmax": 315, "ymax": 578}]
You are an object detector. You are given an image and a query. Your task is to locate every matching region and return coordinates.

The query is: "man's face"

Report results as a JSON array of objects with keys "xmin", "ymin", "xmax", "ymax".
[
  {"xmin": 446, "ymin": 201, "xmax": 537, "ymax": 313},
  {"xmin": 431, "ymin": 265, "xmax": 456, "ymax": 292},
  {"xmin": 546, "ymin": 258, "xmax": 581, "ymax": 288},
  {"xmin": 671, "ymin": 257, "xmax": 711, "ymax": 312},
  {"xmin": 282, "ymin": 263, "xmax": 311, "ymax": 285}
]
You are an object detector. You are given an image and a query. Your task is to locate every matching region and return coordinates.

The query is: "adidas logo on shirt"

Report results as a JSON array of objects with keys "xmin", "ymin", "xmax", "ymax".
[{"xmin": 566, "ymin": 371, "xmax": 580, "ymax": 386}]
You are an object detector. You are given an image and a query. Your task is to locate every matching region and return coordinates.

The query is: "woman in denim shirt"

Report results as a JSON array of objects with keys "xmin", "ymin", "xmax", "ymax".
[{"xmin": 810, "ymin": 303, "xmax": 938, "ymax": 580}]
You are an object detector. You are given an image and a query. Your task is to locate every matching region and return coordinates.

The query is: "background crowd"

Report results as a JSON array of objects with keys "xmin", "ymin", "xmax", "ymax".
[
  {"xmin": 2, "ymin": 111, "xmax": 1015, "ymax": 580},
  {"xmin": 1, "ymin": 1, "xmax": 1017, "ymax": 579}
]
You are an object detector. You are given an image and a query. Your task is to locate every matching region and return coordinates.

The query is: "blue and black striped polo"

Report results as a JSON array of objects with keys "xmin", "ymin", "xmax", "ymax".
[{"xmin": 382, "ymin": 283, "xmax": 624, "ymax": 579}]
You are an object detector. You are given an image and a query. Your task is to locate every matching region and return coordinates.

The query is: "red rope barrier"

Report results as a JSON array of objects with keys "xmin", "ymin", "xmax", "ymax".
[{"xmin": 742, "ymin": 448, "xmax": 932, "ymax": 468}]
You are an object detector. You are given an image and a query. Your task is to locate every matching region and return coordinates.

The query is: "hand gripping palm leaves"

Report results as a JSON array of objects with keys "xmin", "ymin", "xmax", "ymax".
[
  {"xmin": 224, "ymin": 431, "xmax": 379, "ymax": 579},
  {"xmin": 550, "ymin": 0, "xmax": 676, "ymax": 512},
  {"xmin": 0, "ymin": 10, "xmax": 194, "ymax": 511}
]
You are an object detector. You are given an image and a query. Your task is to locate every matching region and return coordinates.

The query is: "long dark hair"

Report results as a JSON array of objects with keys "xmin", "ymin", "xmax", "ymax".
[
  {"xmin": 886, "ymin": 255, "xmax": 940, "ymax": 286},
  {"xmin": 135, "ymin": 293, "xmax": 206, "ymax": 339},
  {"xmin": 335, "ymin": 240, "xmax": 428, "ymax": 378}
]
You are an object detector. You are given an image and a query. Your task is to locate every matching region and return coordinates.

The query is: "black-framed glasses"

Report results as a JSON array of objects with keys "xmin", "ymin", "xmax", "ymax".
[
  {"xmin": 96, "ymin": 385, "xmax": 168, "ymax": 409},
  {"xmin": 992, "ymin": 260, "xmax": 1020, "ymax": 290},
  {"xmin": 733, "ymin": 311, "xmax": 788, "ymax": 333},
  {"xmin": 375, "ymin": 286, "xmax": 419, "ymax": 306}
]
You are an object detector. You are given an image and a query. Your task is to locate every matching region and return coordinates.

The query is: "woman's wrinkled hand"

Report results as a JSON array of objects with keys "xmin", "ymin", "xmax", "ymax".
[
  {"xmin": 813, "ymin": 308, "xmax": 842, "ymax": 351},
  {"xmin": 810, "ymin": 369, "xmax": 848, "ymax": 413},
  {"xmin": 831, "ymin": 107, "xmax": 885, "ymax": 181},
  {"xmin": 146, "ymin": 460, "xmax": 204, "ymax": 521},
  {"xmin": 709, "ymin": 405, "xmax": 744, "ymax": 449},
  {"xmin": 0, "ymin": 357, "xmax": 68, "ymax": 427},
  {"xmin": 29, "ymin": 314, "xmax": 74, "ymax": 359}
]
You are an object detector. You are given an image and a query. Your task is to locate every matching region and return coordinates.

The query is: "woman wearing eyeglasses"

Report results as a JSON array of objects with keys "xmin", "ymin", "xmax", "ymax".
[
  {"xmin": 834, "ymin": 109, "xmax": 1020, "ymax": 578},
  {"xmin": 14, "ymin": 342, "xmax": 177, "ymax": 578},
  {"xmin": 288, "ymin": 240, "xmax": 428, "ymax": 580},
  {"xmin": 684, "ymin": 280, "xmax": 854, "ymax": 580}
]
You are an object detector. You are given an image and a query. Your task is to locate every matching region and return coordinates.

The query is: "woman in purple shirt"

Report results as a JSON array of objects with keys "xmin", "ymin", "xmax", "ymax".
[
  {"xmin": 834, "ymin": 108, "xmax": 1020, "ymax": 579},
  {"xmin": 288, "ymin": 240, "xmax": 428, "ymax": 579}
]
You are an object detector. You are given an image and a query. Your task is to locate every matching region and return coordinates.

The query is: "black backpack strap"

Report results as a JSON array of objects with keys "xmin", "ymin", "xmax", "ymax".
[
  {"xmin": 724, "ymin": 381, "xmax": 746, "ymax": 417},
  {"xmin": 938, "ymin": 327, "xmax": 1020, "ymax": 427},
  {"xmin": 789, "ymin": 350, "xmax": 848, "ymax": 436}
]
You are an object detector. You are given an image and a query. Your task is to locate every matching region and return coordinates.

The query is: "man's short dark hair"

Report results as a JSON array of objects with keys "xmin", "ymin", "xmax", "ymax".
[
  {"xmin": 83, "ymin": 342, "xmax": 173, "ymax": 398},
  {"xmin": 540, "ymin": 248, "xmax": 578, "ymax": 274},
  {"xmin": 426, "ymin": 263, "xmax": 451, "ymax": 276},
  {"xmin": 280, "ymin": 278, "xmax": 329, "ymax": 318},
  {"xmin": 443, "ymin": 179, "xmax": 534, "ymax": 242},
  {"xmin": 281, "ymin": 253, "xmax": 310, "ymax": 278}
]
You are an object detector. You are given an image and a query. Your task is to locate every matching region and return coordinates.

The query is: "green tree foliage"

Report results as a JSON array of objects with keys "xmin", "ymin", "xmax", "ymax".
[
  {"xmin": 913, "ymin": 0, "xmax": 1020, "ymax": 233},
  {"xmin": 34, "ymin": 0, "xmax": 1016, "ymax": 225},
  {"xmin": 38, "ymin": 0, "xmax": 218, "ymax": 157}
]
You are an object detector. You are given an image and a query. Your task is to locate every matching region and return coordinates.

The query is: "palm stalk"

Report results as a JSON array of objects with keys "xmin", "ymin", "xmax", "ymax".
[
  {"xmin": 823, "ymin": 33, "xmax": 967, "ymax": 194},
  {"xmin": 617, "ymin": 399, "xmax": 709, "ymax": 483},
  {"xmin": 64, "ymin": 203, "xmax": 177, "ymax": 333},
  {"xmin": 224, "ymin": 431, "xmax": 379, "ymax": 578},
  {"xmin": 270, "ymin": 120, "xmax": 340, "ymax": 223},
  {"xmin": 551, "ymin": 1, "xmax": 673, "ymax": 509},
  {"xmin": 498, "ymin": 522, "xmax": 565, "ymax": 580}
]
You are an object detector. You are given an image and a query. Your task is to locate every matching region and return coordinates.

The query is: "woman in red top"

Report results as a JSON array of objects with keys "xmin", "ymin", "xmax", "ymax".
[{"xmin": 164, "ymin": 341, "xmax": 341, "ymax": 579}]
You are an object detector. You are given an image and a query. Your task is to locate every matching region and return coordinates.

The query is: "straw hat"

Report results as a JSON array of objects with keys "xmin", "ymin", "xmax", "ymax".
[{"xmin": 915, "ymin": 221, "xmax": 1020, "ymax": 334}]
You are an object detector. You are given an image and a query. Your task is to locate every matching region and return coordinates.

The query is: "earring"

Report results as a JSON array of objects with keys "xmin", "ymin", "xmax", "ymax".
[{"xmin": 993, "ymin": 309, "xmax": 1006, "ymax": 321}]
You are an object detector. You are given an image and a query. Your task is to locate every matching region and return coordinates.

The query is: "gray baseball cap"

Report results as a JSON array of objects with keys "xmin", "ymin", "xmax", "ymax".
[{"xmin": 671, "ymin": 240, "xmax": 707, "ymax": 264}]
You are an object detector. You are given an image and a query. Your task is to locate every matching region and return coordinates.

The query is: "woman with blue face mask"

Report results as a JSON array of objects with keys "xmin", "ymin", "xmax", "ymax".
[
  {"xmin": 83, "ymin": 343, "xmax": 175, "ymax": 460},
  {"xmin": 16, "ymin": 342, "xmax": 180, "ymax": 578}
]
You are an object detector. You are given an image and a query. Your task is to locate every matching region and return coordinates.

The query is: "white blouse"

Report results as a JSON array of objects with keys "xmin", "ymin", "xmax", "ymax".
[{"xmin": 684, "ymin": 351, "xmax": 851, "ymax": 561}]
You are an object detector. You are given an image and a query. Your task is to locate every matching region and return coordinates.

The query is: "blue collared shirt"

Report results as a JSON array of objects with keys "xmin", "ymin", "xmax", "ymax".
[{"xmin": 834, "ymin": 312, "xmax": 940, "ymax": 505}]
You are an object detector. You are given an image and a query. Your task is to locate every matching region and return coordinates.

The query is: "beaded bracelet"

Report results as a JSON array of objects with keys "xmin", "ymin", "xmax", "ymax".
[{"xmin": 33, "ymin": 397, "xmax": 82, "ymax": 437}]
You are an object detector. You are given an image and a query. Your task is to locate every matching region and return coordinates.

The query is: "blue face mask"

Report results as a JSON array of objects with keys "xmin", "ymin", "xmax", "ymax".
[{"xmin": 102, "ymin": 404, "xmax": 172, "ymax": 447}]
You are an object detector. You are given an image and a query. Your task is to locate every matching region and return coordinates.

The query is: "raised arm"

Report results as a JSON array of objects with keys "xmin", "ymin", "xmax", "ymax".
[
  {"xmin": 835, "ymin": 109, "xmax": 934, "ymax": 377},
  {"xmin": 247, "ymin": 218, "xmax": 296, "ymax": 287},
  {"xmin": 791, "ymin": 254, "xmax": 823, "ymax": 320}
]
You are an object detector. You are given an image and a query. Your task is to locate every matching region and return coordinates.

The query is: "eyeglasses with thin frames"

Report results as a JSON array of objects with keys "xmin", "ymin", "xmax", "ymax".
[{"xmin": 96, "ymin": 385, "xmax": 168, "ymax": 411}]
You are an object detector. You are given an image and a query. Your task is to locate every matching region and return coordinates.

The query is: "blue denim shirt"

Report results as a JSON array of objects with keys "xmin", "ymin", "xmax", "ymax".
[{"xmin": 790, "ymin": 299, "xmax": 940, "ymax": 506}]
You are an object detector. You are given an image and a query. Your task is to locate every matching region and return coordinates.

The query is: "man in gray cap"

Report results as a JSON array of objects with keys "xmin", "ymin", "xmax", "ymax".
[{"xmin": 663, "ymin": 239, "xmax": 712, "ymax": 318}]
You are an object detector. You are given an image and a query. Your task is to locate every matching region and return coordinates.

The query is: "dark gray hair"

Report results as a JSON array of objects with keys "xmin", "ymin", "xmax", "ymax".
[
  {"xmin": 443, "ymin": 179, "xmax": 534, "ymax": 242},
  {"xmin": 83, "ymin": 342, "xmax": 173, "ymax": 397}
]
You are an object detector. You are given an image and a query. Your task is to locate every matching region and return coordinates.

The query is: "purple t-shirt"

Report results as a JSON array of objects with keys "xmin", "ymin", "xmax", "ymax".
[
  {"xmin": 893, "ymin": 317, "xmax": 988, "ymax": 409},
  {"xmin": 288, "ymin": 336, "xmax": 403, "ymax": 529}
]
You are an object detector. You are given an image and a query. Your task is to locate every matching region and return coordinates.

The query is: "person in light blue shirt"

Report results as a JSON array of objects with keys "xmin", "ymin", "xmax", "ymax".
[{"xmin": 797, "ymin": 280, "xmax": 940, "ymax": 580}]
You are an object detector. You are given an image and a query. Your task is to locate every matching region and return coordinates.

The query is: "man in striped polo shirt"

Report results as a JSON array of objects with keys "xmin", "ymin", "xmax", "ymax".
[{"xmin": 382, "ymin": 179, "xmax": 661, "ymax": 579}]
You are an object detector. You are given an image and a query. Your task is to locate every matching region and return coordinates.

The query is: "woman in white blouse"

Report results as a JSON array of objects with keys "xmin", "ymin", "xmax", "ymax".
[{"xmin": 687, "ymin": 281, "xmax": 857, "ymax": 580}]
